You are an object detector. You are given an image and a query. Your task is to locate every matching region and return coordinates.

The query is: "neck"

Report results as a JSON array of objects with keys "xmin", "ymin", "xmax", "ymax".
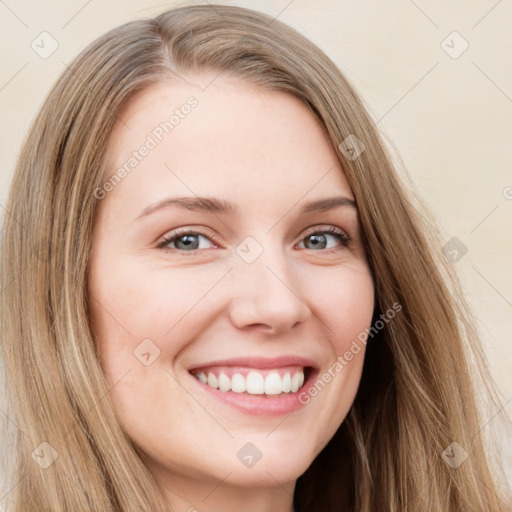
[{"xmin": 158, "ymin": 471, "xmax": 296, "ymax": 512}]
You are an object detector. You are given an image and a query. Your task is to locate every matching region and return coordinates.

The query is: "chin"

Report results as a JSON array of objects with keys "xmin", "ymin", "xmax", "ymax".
[{"xmin": 224, "ymin": 436, "xmax": 318, "ymax": 485}]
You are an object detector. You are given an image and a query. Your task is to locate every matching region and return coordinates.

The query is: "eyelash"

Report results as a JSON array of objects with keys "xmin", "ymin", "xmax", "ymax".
[{"xmin": 156, "ymin": 225, "xmax": 351, "ymax": 253}]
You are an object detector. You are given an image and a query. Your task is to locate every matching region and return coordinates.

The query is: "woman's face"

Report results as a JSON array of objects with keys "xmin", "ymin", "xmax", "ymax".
[{"xmin": 88, "ymin": 76, "xmax": 374, "ymax": 500}]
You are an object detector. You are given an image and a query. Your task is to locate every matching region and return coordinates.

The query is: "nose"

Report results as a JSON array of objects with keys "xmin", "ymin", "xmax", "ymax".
[{"xmin": 227, "ymin": 246, "xmax": 312, "ymax": 335}]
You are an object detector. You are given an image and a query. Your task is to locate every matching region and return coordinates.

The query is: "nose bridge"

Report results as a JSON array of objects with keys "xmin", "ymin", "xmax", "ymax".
[{"xmin": 227, "ymin": 235, "xmax": 311, "ymax": 332}]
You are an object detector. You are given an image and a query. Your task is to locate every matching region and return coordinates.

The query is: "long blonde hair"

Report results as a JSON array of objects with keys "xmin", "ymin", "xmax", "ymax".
[{"xmin": 1, "ymin": 4, "xmax": 510, "ymax": 511}]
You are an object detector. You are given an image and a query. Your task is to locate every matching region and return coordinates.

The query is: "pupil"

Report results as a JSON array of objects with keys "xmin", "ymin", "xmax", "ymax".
[
  {"xmin": 177, "ymin": 234, "xmax": 199, "ymax": 250},
  {"xmin": 308, "ymin": 234, "xmax": 326, "ymax": 250}
]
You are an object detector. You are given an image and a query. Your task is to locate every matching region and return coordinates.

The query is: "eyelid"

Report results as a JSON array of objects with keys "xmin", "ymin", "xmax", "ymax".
[
  {"xmin": 156, "ymin": 227, "xmax": 219, "ymax": 250},
  {"xmin": 298, "ymin": 225, "xmax": 351, "ymax": 249},
  {"xmin": 301, "ymin": 224, "xmax": 350, "ymax": 240}
]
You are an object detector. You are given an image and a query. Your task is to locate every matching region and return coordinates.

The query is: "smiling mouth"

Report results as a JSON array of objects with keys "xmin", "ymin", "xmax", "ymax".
[{"xmin": 190, "ymin": 366, "xmax": 312, "ymax": 397}]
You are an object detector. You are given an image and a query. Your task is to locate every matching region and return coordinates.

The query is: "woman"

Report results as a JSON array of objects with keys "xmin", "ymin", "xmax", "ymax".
[{"xmin": 1, "ymin": 4, "xmax": 510, "ymax": 511}]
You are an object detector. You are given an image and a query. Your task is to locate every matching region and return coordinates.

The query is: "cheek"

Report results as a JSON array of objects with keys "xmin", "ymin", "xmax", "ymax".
[
  {"xmin": 297, "ymin": 263, "xmax": 374, "ymax": 428},
  {"xmin": 301, "ymin": 261, "xmax": 375, "ymax": 345},
  {"xmin": 87, "ymin": 256, "xmax": 234, "ymax": 389},
  {"xmin": 102, "ymin": 261, "xmax": 229, "ymax": 320}
]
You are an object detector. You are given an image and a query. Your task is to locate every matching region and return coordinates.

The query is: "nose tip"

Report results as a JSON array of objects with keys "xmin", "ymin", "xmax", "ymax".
[{"xmin": 228, "ymin": 263, "xmax": 311, "ymax": 334}]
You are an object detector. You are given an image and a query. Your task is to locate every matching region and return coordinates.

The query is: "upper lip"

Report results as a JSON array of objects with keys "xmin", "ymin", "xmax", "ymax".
[{"xmin": 187, "ymin": 355, "xmax": 319, "ymax": 372}]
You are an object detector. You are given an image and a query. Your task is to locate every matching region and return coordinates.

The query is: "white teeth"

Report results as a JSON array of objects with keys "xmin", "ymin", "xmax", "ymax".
[
  {"xmin": 194, "ymin": 368, "xmax": 306, "ymax": 395},
  {"xmin": 207, "ymin": 372, "xmax": 218, "ymax": 389},
  {"xmin": 246, "ymin": 371, "xmax": 265, "ymax": 394},
  {"xmin": 290, "ymin": 372, "xmax": 301, "ymax": 393},
  {"xmin": 264, "ymin": 372, "xmax": 283, "ymax": 395},
  {"xmin": 282, "ymin": 373, "xmax": 291, "ymax": 393},
  {"xmin": 231, "ymin": 373, "xmax": 246, "ymax": 393},
  {"xmin": 218, "ymin": 372, "xmax": 231, "ymax": 392}
]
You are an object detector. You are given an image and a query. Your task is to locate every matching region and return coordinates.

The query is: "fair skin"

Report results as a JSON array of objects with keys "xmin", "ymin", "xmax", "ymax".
[{"xmin": 87, "ymin": 75, "xmax": 375, "ymax": 512}]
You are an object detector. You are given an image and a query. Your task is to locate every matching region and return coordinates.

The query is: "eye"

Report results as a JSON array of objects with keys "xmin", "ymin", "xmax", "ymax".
[
  {"xmin": 297, "ymin": 226, "xmax": 351, "ymax": 251},
  {"xmin": 156, "ymin": 225, "xmax": 351, "ymax": 253},
  {"xmin": 156, "ymin": 228, "xmax": 217, "ymax": 252}
]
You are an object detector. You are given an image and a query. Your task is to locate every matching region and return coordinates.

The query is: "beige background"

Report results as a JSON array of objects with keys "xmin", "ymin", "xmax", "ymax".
[{"xmin": 1, "ymin": 0, "xmax": 511, "ymax": 483}]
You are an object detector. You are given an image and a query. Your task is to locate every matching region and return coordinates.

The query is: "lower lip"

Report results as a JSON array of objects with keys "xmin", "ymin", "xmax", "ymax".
[{"xmin": 189, "ymin": 369, "xmax": 317, "ymax": 416}]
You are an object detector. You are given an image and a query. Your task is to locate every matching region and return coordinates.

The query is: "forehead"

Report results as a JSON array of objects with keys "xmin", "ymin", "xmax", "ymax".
[{"xmin": 101, "ymin": 76, "xmax": 353, "ymax": 214}]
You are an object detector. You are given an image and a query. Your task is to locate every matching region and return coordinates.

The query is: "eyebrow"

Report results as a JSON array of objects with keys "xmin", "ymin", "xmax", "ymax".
[{"xmin": 135, "ymin": 195, "xmax": 357, "ymax": 221}]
